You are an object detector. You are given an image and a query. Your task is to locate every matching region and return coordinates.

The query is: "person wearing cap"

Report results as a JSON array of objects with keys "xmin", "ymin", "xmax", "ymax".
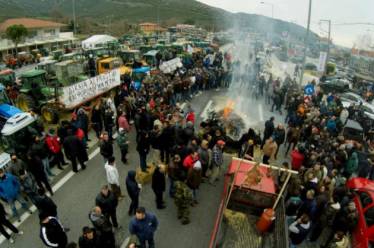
[
  {"xmin": 117, "ymin": 128, "xmax": 129, "ymax": 164},
  {"xmin": 129, "ymin": 207, "xmax": 158, "ymax": 248},
  {"xmin": 209, "ymin": 140, "xmax": 225, "ymax": 185},
  {"xmin": 45, "ymin": 128, "xmax": 68, "ymax": 170}
]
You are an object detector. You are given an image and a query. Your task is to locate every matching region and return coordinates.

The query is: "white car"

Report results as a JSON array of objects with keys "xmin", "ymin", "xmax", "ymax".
[
  {"xmin": 341, "ymin": 100, "xmax": 374, "ymax": 121},
  {"xmin": 339, "ymin": 92, "xmax": 366, "ymax": 104}
]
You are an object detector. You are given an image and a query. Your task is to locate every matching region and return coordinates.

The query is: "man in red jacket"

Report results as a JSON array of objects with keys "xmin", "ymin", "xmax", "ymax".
[
  {"xmin": 291, "ymin": 147, "xmax": 304, "ymax": 171},
  {"xmin": 45, "ymin": 129, "xmax": 68, "ymax": 170},
  {"xmin": 183, "ymin": 151, "xmax": 199, "ymax": 170}
]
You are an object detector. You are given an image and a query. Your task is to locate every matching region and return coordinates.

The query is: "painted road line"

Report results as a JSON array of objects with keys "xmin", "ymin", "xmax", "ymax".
[
  {"xmin": 0, "ymin": 145, "xmax": 102, "ymax": 245},
  {"xmin": 258, "ymin": 103, "xmax": 264, "ymax": 122},
  {"xmin": 200, "ymin": 100, "xmax": 213, "ymax": 119}
]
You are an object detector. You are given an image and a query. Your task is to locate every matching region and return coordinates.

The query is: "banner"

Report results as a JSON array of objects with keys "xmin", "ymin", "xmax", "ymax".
[
  {"xmin": 317, "ymin": 52, "xmax": 327, "ymax": 72},
  {"xmin": 60, "ymin": 69, "xmax": 121, "ymax": 109}
]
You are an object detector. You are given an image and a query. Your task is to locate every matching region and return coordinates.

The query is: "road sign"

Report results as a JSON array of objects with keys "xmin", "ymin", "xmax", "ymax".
[{"xmin": 304, "ymin": 84, "xmax": 315, "ymax": 95}]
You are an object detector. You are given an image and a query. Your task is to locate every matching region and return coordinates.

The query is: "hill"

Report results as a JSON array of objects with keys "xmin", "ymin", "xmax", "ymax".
[{"xmin": 0, "ymin": 0, "xmax": 317, "ymax": 41}]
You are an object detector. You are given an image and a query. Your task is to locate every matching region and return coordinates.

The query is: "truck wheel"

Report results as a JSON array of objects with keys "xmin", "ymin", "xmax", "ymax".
[
  {"xmin": 41, "ymin": 106, "xmax": 59, "ymax": 124},
  {"xmin": 16, "ymin": 94, "xmax": 36, "ymax": 112}
]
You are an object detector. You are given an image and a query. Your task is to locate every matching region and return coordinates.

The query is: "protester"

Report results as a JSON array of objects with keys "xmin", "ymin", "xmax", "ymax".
[
  {"xmin": 89, "ymin": 206, "xmax": 115, "ymax": 248},
  {"xmin": 129, "ymin": 207, "xmax": 158, "ymax": 248},
  {"xmin": 117, "ymin": 128, "xmax": 130, "ymax": 164},
  {"xmin": 78, "ymin": 226, "xmax": 102, "ymax": 248},
  {"xmin": 104, "ymin": 156, "xmax": 123, "ymax": 199},
  {"xmin": 63, "ymin": 129, "xmax": 87, "ymax": 172},
  {"xmin": 45, "ymin": 128, "xmax": 68, "ymax": 170},
  {"xmin": 174, "ymin": 181, "xmax": 193, "ymax": 225},
  {"xmin": 39, "ymin": 212, "xmax": 68, "ymax": 248},
  {"xmin": 209, "ymin": 140, "xmax": 225, "ymax": 185},
  {"xmin": 126, "ymin": 170, "xmax": 141, "ymax": 216},
  {"xmin": 100, "ymin": 132, "xmax": 114, "ymax": 162},
  {"xmin": 0, "ymin": 202, "xmax": 23, "ymax": 244},
  {"xmin": 95, "ymin": 185, "xmax": 119, "ymax": 229},
  {"xmin": 151, "ymin": 164, "xmax": 166, "ymax": 209}
]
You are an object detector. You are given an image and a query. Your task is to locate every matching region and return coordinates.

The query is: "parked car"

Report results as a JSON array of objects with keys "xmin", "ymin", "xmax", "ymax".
[
  {"xmin": 319, "ymin": 79, "xmax": 350, "ymax": 93},
  {"xmin": 347, "ymin": 178, "xmax": 374, "ymax": 248},
  {"xmin": 340, "ymin": 92, "xmax": 366, "ymax": 104}
]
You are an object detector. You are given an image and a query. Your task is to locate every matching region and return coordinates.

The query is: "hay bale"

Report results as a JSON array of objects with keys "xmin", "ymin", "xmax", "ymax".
[{"xmin": 136, "ymin": 163, "xmax": 156, "ymax": 185}]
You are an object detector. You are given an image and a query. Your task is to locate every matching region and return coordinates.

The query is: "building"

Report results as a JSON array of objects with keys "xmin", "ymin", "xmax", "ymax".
[
  {"xmin": 0, "ymin": 18, "xmax": 77, "ymax": 58},
  {"xmin": 139, "ymin": 22, "xmax": 166, "ymax": 34},
  {"xmin": 350, "ymin": 54, "xmax": 374, "ymax": 82}
]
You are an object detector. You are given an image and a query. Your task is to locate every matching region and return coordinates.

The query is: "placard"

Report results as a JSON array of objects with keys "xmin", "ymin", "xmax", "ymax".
[{"xmin": 60, "ymin": 69, "xmax": 120, "ymax": 109}]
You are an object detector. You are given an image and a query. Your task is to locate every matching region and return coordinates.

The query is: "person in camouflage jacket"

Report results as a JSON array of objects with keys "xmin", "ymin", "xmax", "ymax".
[{"xmin": 174, "ymin": 181, "xmax": 193, "ymax": 225}]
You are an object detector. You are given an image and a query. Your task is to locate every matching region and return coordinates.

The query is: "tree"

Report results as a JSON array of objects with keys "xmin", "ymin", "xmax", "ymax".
[{"xmin": 5, "ymin": 24, "xmax": 28, "ymax": 55}]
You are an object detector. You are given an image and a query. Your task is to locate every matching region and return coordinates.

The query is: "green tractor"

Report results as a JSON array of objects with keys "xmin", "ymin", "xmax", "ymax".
[{"xmin": 16, "ymin": 69, "xmax": 59, "ymax": 123}]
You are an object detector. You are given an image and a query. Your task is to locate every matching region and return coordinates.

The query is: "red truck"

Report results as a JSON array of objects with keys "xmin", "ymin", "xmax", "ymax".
[
  {"xmin": 347, "ymin": 177, "xmax": 374, "ymax": 248},
  {"xmin": 209, "ymin": 158, "xmax": 289, "ymax": 248}
]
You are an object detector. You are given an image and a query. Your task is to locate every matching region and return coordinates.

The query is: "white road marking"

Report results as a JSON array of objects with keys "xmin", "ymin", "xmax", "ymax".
[
  {"xmin": 258, "ymin": 103, "xmax": 264, "ymax": 121},
  {"xmin": 200, "ymin": 100, "xmax": 213, "ymax": 119},
  {"xmin": 0, "ymin": 144, "xmax": 102, "ymax": 245}
]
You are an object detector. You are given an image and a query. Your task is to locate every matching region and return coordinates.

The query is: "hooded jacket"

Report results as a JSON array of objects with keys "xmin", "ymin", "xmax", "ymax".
[
  {"xmin": 129, "ymin": 213, "xmax": 158, "ymax": 242},
  {"xmin": 0, "ymin": 173, "xmax": 21, "ymax": 201},
  {"xmin": 126, "ymin": 171, "xmax": 140, "ymax": 200},
  {"xmin": 152, "ymin": 167, "xmax": 166, "ymax": 192}
]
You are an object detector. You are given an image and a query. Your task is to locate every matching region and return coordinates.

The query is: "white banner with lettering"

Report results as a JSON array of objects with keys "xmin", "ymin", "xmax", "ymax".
[
  {"xmin": 317, "ymin": 52, "xmax": 327, "ymax": 72},
  {"xmin": 60, "ymin": 69, "xmax": 121, "ymax": 109}
]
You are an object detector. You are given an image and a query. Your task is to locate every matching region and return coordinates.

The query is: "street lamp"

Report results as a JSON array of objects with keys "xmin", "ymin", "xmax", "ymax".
[{"xmin": 260, "ymin": 1, "xmax": 274, "ymax": 19}]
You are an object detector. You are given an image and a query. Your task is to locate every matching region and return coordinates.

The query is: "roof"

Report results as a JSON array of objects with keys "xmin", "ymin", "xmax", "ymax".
[
  {"xmin": 227, "ymin": 159, "xmax": 276, "ymax": 195},
  {"xmin": 21, "ymin": 69, "xmax": 46, "ymax": 78},
  {"xmin": 82, "ymin": 35, "xmax": 117, "ymax": 49},
  {"xmin": 0, "ymin": 18, "xmax": 66, "ymax": 32},
  {"xmin": 139, "ymin": 22, "xmax": 158, "ymax": 26}
]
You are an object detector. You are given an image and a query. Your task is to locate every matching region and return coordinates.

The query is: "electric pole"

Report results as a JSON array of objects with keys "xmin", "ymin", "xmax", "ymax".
[
  {"xmin": 299, "ymin": 0, "xmax": 312, "ymax": 85},
  {"xmin": 320, "ymin": 19, "xmax": 331, "ymax": 75},
  {"xmin": 72, "ymin": 0, "xmax": 77, "ymax": 35}
]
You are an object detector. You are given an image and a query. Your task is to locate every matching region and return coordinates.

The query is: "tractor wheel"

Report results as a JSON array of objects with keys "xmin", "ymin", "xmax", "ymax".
[
  {"xmin": 16, "ymin": 94, "xmax": 36, "ymax": 112},
  {"xmin": 41, "ymin": 105, "xmax": 59, "ymax": 124}
]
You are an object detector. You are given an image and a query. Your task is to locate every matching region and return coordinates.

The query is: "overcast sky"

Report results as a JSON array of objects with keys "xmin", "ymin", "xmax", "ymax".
[{"xmin": 198, "ymin": 0, "xmax": 374, "ymax": 48}]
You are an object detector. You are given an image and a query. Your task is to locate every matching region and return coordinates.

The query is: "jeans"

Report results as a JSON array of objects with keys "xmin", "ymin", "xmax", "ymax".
[
  {"xmin": 140, "ymin": 237, "xmax": 155, "ymax": 248},
  {"xmin": 42, "ymin": 157, "xmax": 54, "ymax": 177},
  {"xmin": 191, "ymin": 189, "xmax": 197, "ymax": 201},
  {"xmin": 8, "ymin": 194, "xmax": 29, "ymax": 218},
  {"xmin": 169, "ymin": 178, "xmax": 176, "ymax": 197},
  {"xmin": 139, "ymin": 153, "xmax": 147, "ymax": 172}
]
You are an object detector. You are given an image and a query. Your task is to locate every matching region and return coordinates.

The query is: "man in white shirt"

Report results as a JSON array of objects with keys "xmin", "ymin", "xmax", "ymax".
[{"xmin": 104, "ymin": 157, "xmax": 123, "ymax": 199}]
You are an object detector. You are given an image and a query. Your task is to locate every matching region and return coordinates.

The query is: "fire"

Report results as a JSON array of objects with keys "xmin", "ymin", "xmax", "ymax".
[{"xmin": 223, "ymin": 100, "xmax": 235, "ymax": 119}]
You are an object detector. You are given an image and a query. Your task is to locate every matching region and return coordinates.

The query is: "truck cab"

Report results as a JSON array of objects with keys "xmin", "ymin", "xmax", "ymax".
[
  {"xmin": 347, "ymin": 178, "xmax": 374, "ymax": 248},
  {"xmin": 97, "ymin": 57, "xmax": 131, "ymax": 76}
]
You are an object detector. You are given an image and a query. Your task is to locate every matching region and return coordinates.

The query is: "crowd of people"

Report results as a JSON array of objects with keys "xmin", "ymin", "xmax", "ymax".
[{"xmin": 1, "ymin": 41, "xmax": 374, "ymax": 248}]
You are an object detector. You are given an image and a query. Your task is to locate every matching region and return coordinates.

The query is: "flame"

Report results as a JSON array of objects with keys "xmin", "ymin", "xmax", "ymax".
[{"xmin": 223, "ymin": 100, "xmax": 235, "ymax": 119}]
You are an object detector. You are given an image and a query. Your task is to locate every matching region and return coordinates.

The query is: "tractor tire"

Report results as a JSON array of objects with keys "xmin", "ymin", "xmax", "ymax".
[
  {"xmin": 41, "ymin": 105, "xmax": 59, "ymax": 124},
  {"xmin": 16, "ymin": 94, "xmax": 36, "ymax": 112}
]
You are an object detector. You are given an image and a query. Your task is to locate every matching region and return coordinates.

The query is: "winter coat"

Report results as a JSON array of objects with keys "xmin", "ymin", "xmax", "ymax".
[
  {"xmin": 79, "ymin": 229, "xmax": 103, "ymax": 248},
  {"xmin": 285, "ymin": 196, "xmax": 302, "ymax": 216},
  {"xmin": 152, "ymin": 167, "xmax": 166, "ymax": 192},
  {"xmin": 31, "ymin": 140, "xmax": 49, "ymax": 159},
  {"xmin": 116, "ymin": 132, "xmax": 129, "ymax": 151},
  {"xmin": 198, "ymin": 147, "xmax": 210, "ymax": 167},
  {"xmin": 263, "ymin": 120, "xmax": 274, "ymax": 139},
  {"xmin": 104, "ymin": 162, "xmax": 120, "ymax": 186},
  {"xmin": 40, "ymin": 217, "xmax": 68, "ymax": 248},
  {"xmin": 345, "ymin": 152, "xmax": 359, "ymax": 175},
  {"xmin": 100, "ymin": 141, "xmax": 113, "ymax": 159},
  {"xmin": 19, "ymin": 173, "xmax": 38, "ymax": 196},
  {"xmin": 89, "ymin": 212, "xmax": 112, "ymax": 233},
  {"xmin": 77, "ymin": 112, "xmax": 89, "ymax": 131},
  {"xmin": 91, "ymin": 108, "xmax": 103, "ymax": 124},
  {"xmin": 126, "ymin": 171, "xmax": 140, "ymax": 200},
  {"xmin": 45, "ymin": 135, "xmax": 62, "ymax": 154},
  {"xmin": 273, "ymin": 128, "xmax": 286, "ymax": 145},
  {"xmin": 129, "ymin": 213, "xmax": 158, "ymax": 242},
  {"xmin": 95, "ymin": 191, "xmax": 118, "ymax": 214},
  {"xmin": 35, "ymin": 195, "xmax": 57, "ymax": 217},
  {"xmin": 160, "ymin": 125, "xmax": 175, "ymax": 149},
  {"xmin": 289, "ymin": 221, "xmax": 311, "ymax": 245},
  {"xmin": 63, "ymin": 134, "xmax": 88, "ymax": 162},
  {"xmin": 0, "ymin": 173, "xmax": 21, "ymax": 201},
  {"xmin": 7, "ymin": 159, "xmax": 27, "ymax": 178},
  {"xmin": 118, "ymin": 116, "xmax": 130, "ymax": 132},
  {"xmin": 187, "ymin": 166, "xmax": 202, "ymax": 190},
  {"xmin": 136, "ymin": 134, "xmax": 150, "ymax": 155}
]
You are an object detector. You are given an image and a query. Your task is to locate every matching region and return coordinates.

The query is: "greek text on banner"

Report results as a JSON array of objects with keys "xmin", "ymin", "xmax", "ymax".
[{"xmin": 60, "ymin": 69, "xmax": 121, "ymax": 109}]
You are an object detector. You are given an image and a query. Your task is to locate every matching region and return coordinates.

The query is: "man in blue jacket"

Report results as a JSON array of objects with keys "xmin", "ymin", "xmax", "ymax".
[
  {"xmin": 0, "ymin": 169, "xmax": 30, "ymax": 220},
  {"xmin": 129, "ymin": 207, "xmax": 158, "ymax": 248}
]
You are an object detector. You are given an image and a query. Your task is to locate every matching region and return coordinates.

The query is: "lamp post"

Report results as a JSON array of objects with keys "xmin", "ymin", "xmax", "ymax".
[
  {"xmin": 299, "ymin": 0, "xmax": 312, "ymax": 85},
  {"xmin": 72, "ymin": 0, "xmax": 77, "ymax": 35},
  {"xmin": 320, "ymin": 19, "xmax": 331, "ymax": 75},
  {"xmin": 260, "ymin": 1, "xmax": 274, "ymax": 19}
]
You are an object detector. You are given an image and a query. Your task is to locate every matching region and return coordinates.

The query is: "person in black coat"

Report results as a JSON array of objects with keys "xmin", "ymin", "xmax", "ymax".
[
  {"xmin": 126, "ymin": 170, "xmax": 140, "ymax": 216},
  {"xmin": 63, "ymin": 129, "xmax": 87, "ymax": 172},
  {"xmin": 91, "ymin": 104, "xmax": 103, "ymax": 139},
  {"xmin": 136, "ymin": 131, "xmax": 150, "ymax": 172},
  {"xmin": 159, "ymin": 121, "xmax": 175, "ymax": 164},
  {"xmin": 273, "ymin": 124, "xmax": 286, "ymax": 159},
  {"xmin": 0, "ymin": 202, "xmax": 22, "ymax": 243},
  {"xmin": 26, "ymin": 154, "xmax": 53, "ymax": 195},
  {"xmin": 152, "ymin": 165, "xmax": 166, "ymax": 209},
  {"xmin": 95, "ymin": 185, "xmax": 119, "ymax": 228},
  {"xmin": 99, "ymin": 132, "xmax": 113, "ymax": 162},
  {"xmin": 78, "ymin": 226, "xmax": 103, "ymax": 248},
  {"xmin": 261, "ymin": 117, "xmax": 275, "ymax": 148},
  {"xmin": 35, "ymin": 188, "xmax": 58, "ymax": 218},
  {"xmin": 76, "ymin": 108, "xmax": 89, "ymax": 141}
]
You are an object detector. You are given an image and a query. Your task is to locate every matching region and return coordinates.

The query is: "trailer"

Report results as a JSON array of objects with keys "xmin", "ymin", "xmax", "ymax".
[{"xmin": 209, "ymin": 158, "xmax": 296, "ymax": 248}]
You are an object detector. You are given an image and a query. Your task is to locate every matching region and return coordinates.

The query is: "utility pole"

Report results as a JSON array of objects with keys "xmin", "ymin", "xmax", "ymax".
[
  {"xmin": 299, "ymin": 0, "xmax": 312, "ymax": 85},
  {"xmin": 320, "ymin": 19, "xmax": 331, "ymax": 75},
  {"xmin": 72, "ymin": 0, "xmax": 77, "ymax": 35}
]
